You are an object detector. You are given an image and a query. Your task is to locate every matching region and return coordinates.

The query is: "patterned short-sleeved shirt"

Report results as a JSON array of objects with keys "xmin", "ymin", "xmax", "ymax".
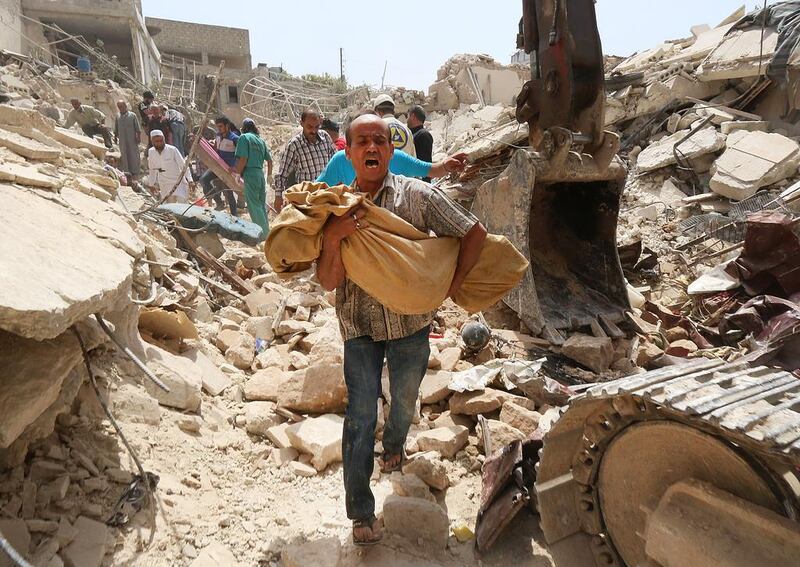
[
  {"xmin": 336, "ymin": 172, "xmax": 479, "ymax": 341},
  {"xmin": 274, "ymin": 131, "xmax": 335, "ymax": 194}
]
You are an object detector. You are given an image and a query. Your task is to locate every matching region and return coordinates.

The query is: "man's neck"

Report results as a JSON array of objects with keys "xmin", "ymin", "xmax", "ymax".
[
  {"xmin": 303, "ymin": 132, "xmax": 318, "ymax": 144},
  {"xmin": 355, "ymin": 174, "xmax": 387, "ymax": 197}
]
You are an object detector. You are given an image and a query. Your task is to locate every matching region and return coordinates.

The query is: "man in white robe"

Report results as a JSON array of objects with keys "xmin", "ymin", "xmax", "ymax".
[{"xmin": 146, "ymin": 129, "xmax": 193, "ymax": 203}]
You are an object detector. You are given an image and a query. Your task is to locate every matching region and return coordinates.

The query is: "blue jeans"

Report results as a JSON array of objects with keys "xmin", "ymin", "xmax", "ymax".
[
  {"xmin": 199, "ymin": 170, "xmax": 237, "ymax": 215},
  {"xmin": 342, "ymin": 325, "xmax": 430, "ymax": 521}
]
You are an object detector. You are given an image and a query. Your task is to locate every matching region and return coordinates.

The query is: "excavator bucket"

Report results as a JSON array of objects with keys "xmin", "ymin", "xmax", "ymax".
[
  {"xmin": 471, "ymin": 149, "xmax": 629, "ymax": 340},
  {"xmin": 470, "ymin": 0, "xmax": 630, "ymax": 341}
]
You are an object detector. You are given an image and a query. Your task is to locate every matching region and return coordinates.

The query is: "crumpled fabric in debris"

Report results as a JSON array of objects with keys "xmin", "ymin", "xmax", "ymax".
[
  {"xmin": 264, "ymin": 182, "xmax": 529, "ymax": 314},
  {"xmin": 727, "ymin": 211, "xmax": 800, "ymax": 297}
]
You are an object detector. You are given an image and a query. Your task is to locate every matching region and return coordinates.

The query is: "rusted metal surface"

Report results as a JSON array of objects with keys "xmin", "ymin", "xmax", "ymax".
[
  {"xmin": 471, "ymin": 150, "xmax": 629, "ymax": 336},
  {"xmin": 516, "ymin": 0, "xmax": 609, "ymax": 158}
]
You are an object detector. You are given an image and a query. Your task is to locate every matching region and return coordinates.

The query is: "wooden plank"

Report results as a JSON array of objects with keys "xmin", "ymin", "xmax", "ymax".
[
  {"xmin": 176, "ymin": 229, "xmax": 257, "ymax": 295},
  {"xmin": 196, "ymin": 137, "xmax": 243, "ymax": 195},
  {"xmin": 684, "ymin": 96, "xmax": 762, "ymax": 121}
]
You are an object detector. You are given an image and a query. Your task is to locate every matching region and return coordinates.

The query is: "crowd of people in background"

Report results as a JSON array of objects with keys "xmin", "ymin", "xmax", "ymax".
[{"xmin": 61, "ymin": 91, "xmax": 466, "ymax": 241}]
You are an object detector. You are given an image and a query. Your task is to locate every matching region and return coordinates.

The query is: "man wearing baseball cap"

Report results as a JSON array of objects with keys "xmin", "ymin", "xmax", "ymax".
[{"xmin": 373, "ymin": 94, "xmax": 416, "ymax": 157}]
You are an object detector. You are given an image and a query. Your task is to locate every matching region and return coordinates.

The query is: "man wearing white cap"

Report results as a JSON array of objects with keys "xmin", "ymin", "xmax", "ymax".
[
  {"xmin": 373, "ymin": 94, "xmax": 416, "ymax": 157},
  {"xmin": 146, "ymin": 129, "xmax": 193, "ymax": 203}
]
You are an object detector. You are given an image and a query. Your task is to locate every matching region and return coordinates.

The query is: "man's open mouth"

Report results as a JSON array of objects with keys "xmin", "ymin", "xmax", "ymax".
[{"xmin": 365, "ymin": 159, "xmax": 379, "ymax": 169}]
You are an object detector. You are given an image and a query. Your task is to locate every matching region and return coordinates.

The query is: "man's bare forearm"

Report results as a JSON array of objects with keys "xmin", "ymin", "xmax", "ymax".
[
  {"xmin": 316, "ymin": 232, "xmax": 346, "ymax": 291},
  {"xmin": 449, "ymin": 222, "xmax": 487, "ymax": 296}
]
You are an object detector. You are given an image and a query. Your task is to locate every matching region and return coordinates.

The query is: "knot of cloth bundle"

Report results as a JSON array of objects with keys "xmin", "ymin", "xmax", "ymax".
[{"xmin": 264, "ymin": 182, "xmax": 529, "ymax": 314}]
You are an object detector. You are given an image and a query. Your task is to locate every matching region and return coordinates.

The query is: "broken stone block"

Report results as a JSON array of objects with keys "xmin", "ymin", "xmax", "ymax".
[
  {"xmin": 0, "ymin": 185, "xmax": 134, "ymax": 341},
  {"xmin": 275, "ymin": 319, "xmax": 315, "ymax": 337},
  {"xmin": 177, "ymin": 416, "xmax": 202, "ymax": 434},
  {"xmin": 254, "ymin": 348, "xmax": 288, "ymax": 371},
  {"xmin": 241, "ymin": 316, "xmax": 274, "ymax": 341},
  {"xmin": 0, "ymin": 331, "xmax": 81, "ymax": 449},
  {"xmin": 636, "ymin": 340, "xmax": 665, "ymax": 367},
  {"xmin": 271, "ymin": 447, "xmax": 299, "ymax": 467},
  {"xmin": 383, "ymin": 495, "xmax": 449, "ymax": 550},
  {"xmin": 0, "ymin": 519, "xmax": 30, "ymax": 567},
  {"xmin": 420, "ymin": 370, "xmax": 453, "ymax": 404},
  {"xmin": 215, "ymin": 329, "xmax": 243, "ymax": 352},
  {"xmin": 0, "ymin": 162, "xmax": 61, "ymax": 189},
  {"xmin": 391, "ymin": 471, "xmax": 435, "ymax": 502},
  {"xmin": 720, "ymin": 120, "xmax": 768, "ymax": 135},
  {"xmin": 562, "ymin": 334, "xmax": 615, "ymax": 373},
  {"xmin": 244, "ymin": 288, "xmax": 281, "ymax": 317},
  {"xmin": 0, "ymin": 128, "xmax": 60, "ymax": 161},
  {"xmin": 277, "ymin": 364, "xmax": 347, "ymax": 413},
  {"xmin": 710, "ymin": 130, "xmax": 800, "ymax": 201},
  {"xmin": 477, "ymin": 419, "xmax": 526, "ymax": 454},
  {"xmin": 29, "ymin": 460, "xmax": 66, "ymax": 483},
  {"xmin": 61, "ymin": 516, "xmax": 107, "ymax": 567},
  {"xmin": 189, "ymin": 541, "xmax": 237, "ymax": 567},
  {"xmin": 636, "ymin": 127, "xmax": 726, "ymax": 173},
  {"xmin": 244, "ymin": 401, "xmax": 281, "ymax": 437},
  {"xmin": 142, "ymin": 343, "xmax": 202, "ymax": 412},
  {"xmin": 281, "ymin": 537, "xmax": 341, "ymax": 567},
  {"xmin": 438, "ymin": 347, "xmax": 462, "ymax": 371},
  {"xmin": 449, "ymin": 388, "xmax": 516, "ymax": 415},
  {"xmin": 289, "ymin": 461, "xmax": 317, "ymax": 477},
  {"xmin": 288, "ymin": 351, "xmax": 309, "ymax": 370},
  {"xmin": 109, "ymin": 383, "xmax": 160, "ymax": 425},
  {"xmin": 415, "ymin": 425, "xmax": 468, "ymax": 458},
  {"xmin": 224, "ymin": 333, "xmax": 255, "ymax": 370},
  {"xmin": 286, "ymin": 414, "xmax": 343, "ymax": 471},
  {"xmin": 244, "ymin": 367, "xmax": 289, "ymax": 402},
  {"xmin": 499, "ymin": 401, "xmax": 541, "ymax": 436},
  {"xmin": 51, "ymin": 127, "xmax": 106, "ymax": 159},
  {"xmin": 181, "ymin": 347, "xmax": 231, "ymax": 396},
  {"xmin": 55, "ymin": 517, "xmax": 78, "ymax": 547},
  {"xmin": 266, "ymin": 422, "xmax": 292, "ymax": 449}
]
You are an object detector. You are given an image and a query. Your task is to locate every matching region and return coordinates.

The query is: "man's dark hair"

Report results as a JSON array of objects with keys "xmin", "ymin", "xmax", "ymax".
[
  {"xmin": 300, "ymin": 108, "xmax": 321, "ymax": 122},
  {"xmin": 242, "ymin": 120, "xmax": 259, "ymax": 135},
  {"xmin": 409, "ymin": 105, "xmax": 426, "ymax": 124},
  {"xmin": 321, "ymin": 118, "xmax": 339, "ymax": 133},
  {"xmin": 215, "ymin": 116, "xmax": 231, "ymax": 126},
  {"xmin": 142, "ymin": 90, "xmax": 154, "ymax": 100},
  {"xmin": 344, "ymin": 110, "xmax": 388, "ymax": 145}
]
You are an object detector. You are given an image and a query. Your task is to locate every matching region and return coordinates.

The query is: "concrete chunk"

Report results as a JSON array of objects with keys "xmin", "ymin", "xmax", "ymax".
[
  {"xmin": 61, "ymin": 516, "xmax": 107, "ymax": 567},
  {"xmin": 562, "ymin": 334, "xmax": 615, "ymax": 373},
  {"xmin": 0, "ymin": 128, "xmax": 60, "ymax": 161},
  {"xmin": 710, "ymin": 130, "xmax": 800, "ymax": 201},
  {"xmin": 286, "ymin": 414, "xmax": 343, "ymax": 471},
  {"xmin": 636, "ymin": 127, "xmax": 726, "ymax": 173},
  {"xmin": 415, "ymin": 425, "xmax": 468, "ymax": 458},
  {"xmin": 0, "ymin": 519, "xmax": 30, "ymax": 567},
  {"xmin": 383, "ymin": 495, "xmax": 449, "ymax": 550}
]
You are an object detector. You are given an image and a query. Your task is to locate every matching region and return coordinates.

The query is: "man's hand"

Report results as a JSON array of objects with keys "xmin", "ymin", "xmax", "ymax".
[
  {"xmin": 273, "ymin": 195, "xmax": 284, "ymax": 213},
  {"xmin": 443, "ymin": 152, "xmax": 469, "ymax": 174},
  {"xmin": 323, "ymin": 206, "xmax": 369, "ymax": 243}
]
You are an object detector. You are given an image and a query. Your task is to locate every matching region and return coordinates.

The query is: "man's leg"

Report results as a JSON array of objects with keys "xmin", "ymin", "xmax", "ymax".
[
  {"xmin": 199, "ymin": 170, "xmax": 224, "ymax": 208},
  {"xmin": 383, "ymin": 325, "xmax": 430, "ymax": 461},
  {"xmin": 99, "ymin": 126, "xmax": 113, "ymax": 148},
  {"xmin": 223, "ymin": 189, "xmax": 238, "ymax": 217},
  {"xmin": 342, "ymin": 335, "xmax": 385, "ymax": 522}
]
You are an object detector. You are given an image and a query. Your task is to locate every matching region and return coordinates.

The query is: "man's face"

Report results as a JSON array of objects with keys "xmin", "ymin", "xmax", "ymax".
[
  {"xmin": 301, "ymin": 115, "xmax": 321, "ymax": 138},
  {"xmin": 70, "ymin": 100, "xmax": 81, "ymax": 111},
  {"xmin": 346, "ymin": 117, "xmax": 393, "ymax": 185},
  {"xmin": 215, "ymin": 121, "xmax": 228, "ymax": 136},
  {"xmin": 117, "ymin": 102, "xmax": 127, "ymax": 113},
  {"xmin": 144, "ymin": 96, "xmax": 153, "ymax": 106},
  {"xmin": 152, "ymin": 136, "xmax": 165, "ymax": 151}
]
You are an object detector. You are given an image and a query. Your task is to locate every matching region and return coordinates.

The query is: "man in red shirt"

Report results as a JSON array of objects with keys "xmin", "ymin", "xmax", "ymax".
[{"xmin": 322, "ymin": 118, "xmax": 346, "ymax": 151}]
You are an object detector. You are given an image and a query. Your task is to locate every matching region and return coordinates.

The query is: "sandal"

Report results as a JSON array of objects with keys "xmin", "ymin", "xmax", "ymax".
[
  {"xmin": 353, "ymin": 515, "xmax": 383, "ymax": 546},
  {"xmin": 379, "ymin": 450, "xmax": 405, "ymax": 474}
]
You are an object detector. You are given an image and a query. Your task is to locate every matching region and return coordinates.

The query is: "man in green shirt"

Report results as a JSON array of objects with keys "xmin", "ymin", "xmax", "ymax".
[
  {"xmin": 64, "ymin": 98, "xmax": 113, "ymax": 149},
  {"xmin": 233, "ymin": 118, "xmax": 273, "ymax": 239}
]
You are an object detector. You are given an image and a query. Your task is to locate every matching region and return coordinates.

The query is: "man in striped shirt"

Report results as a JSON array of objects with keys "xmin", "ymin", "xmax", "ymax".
[{"xmin": 273, "ymin": 108, "xmax": 336, "ymax": 211}]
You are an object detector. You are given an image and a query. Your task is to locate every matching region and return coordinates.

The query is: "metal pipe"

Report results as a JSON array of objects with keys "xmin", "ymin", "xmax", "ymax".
[{"xmin": 94, "ymin": 314, "xmax": 170, "ymax": 392}]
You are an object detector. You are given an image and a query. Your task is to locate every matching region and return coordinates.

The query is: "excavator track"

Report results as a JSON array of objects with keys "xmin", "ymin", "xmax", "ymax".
[{"xmin": 535, "ymin": 358, "xmax": 800, "ymax": 567}]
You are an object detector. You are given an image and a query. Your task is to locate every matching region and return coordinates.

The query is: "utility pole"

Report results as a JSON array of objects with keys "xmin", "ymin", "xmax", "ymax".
[
  {"xmin": 380, "ymin": 60, "xmax": 388, "ymax": 89},
  {"xmin": 339, "ymin": 48, "xmax": 344, "ymax": 83}
]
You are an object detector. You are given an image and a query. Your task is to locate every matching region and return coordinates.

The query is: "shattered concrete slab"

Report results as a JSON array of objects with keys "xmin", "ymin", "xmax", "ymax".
[
  {"xmin": 0, "ymin": 128, "xmax": 60, "ymax": 161},
  {"xmin": 636, "ymin": 127, "xmax": 726, "ymax": 172},
  {"xmin": 710, "ymin": 130, "xmax": 800, "ymax": 200},
  {"xmin": 0, "ymin": 184, "xmax": 134, "ymax": 340}
]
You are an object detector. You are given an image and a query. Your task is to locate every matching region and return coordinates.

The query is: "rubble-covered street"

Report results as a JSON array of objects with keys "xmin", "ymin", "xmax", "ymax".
[{"xmin": 0, "ymin": 1, "xmax": 799, "ymax": 567}]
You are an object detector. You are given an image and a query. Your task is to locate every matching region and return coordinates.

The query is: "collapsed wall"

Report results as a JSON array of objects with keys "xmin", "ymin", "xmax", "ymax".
[{"xmin": 427, "ymin": 54, "xmax": 530, "ymax": 112}]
